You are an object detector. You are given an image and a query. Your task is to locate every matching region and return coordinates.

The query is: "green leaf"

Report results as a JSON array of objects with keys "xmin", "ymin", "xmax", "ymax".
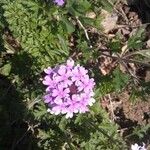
[
  {"xmin": 0, "ymin": 63, "xmax": 11, "ymax": 76},
  {"xmin": 80, "ymin": 17, "xmax": 94, "ymax": 26},
  {"xmin": 76, "ymin": 0, "xmax": 91, "ymax": 13},
  {"xmin": 67, "ymin": 0, "xmax": 91, "ymax": 16},
  {"xmin": 59, "ymin": 117, "xmax": 67, "ymax": 131},
  {"xmin": 91, "ymin": 101, "xmax": 101, "ymax": 114},
  {"xmin": 61, "ymin": 17, "xmax": 75, "ymax": 33},
  {"xmin": 136, "ymin": 49, "xmax": 150, "ymax": 58},
  {"xmin": 57, "ymin": 34, "xmax": 69, "ymax": 55},
  {"xmin": 109, "ymin": 39, "xmax": 121, "ymax": 52},
  {"xmin": 67, "ymin": 7, "xmax": 82, "ymax": 16},
  {"xmin": 113, "ymin": 68, "xmax": 129, "ymax": 92},
  {"xmin": 74, "ymin": 114, "xmax": 84, "ymax": 124},
  {"xmin": 127, "ymin": 27, "xmax": 145, "ymax": 49},
  {"xmin": 100, "ymin": 0, "xmax": 114, "ymax": 12}
]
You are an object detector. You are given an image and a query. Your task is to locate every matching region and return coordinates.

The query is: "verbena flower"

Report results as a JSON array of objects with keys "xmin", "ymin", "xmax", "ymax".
[
  {"xmin": 54, "ymin": 0, "xmax": 65, "ymax": 6},
  {"xmin": 131, "ymin": 143, "xmax": 147, "ymax": 150},
  {"xmin": 43, "ymin": 59, "xmax": 95, "ymax": 118}
]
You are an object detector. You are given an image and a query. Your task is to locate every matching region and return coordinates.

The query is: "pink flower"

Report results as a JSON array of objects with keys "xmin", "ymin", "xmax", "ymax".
[
  {"xmin": 43, "ymin": 59, "xmax": 95, "ymax": 118},
  {"xmin": 71, "ymin": 65, "xmax": 88, "ymax": 82},
  {"xmin": 54, "ymin": 0, "xmax": 65, "ymax": 6},
  {"xmin": 43, "ymin": 75, "xmax": 57, "ymax": 91},
  {"xmin": 55, "ymin": 65, "xmax": 72, "ymax": 87},
  {"xmin": 77, "ymin": 76, "xmax": 95, "ymax": 93},
  {"xmin": 66, "ymin": 59, "xmax": 74, "ymax": 70},
  {"xmin": 44, "ymin": 67, "xmax": 53, "ymax": 74},
  {"xmin": 52, "ymin": 84, "xmax": 70, "ymax": 99}
]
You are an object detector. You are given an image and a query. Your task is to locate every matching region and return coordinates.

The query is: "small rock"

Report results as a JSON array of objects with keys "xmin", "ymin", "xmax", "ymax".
[
  {"xmin": 146, "ymin": 39, "xmax": 150, "ymax": 48},
  {"xmin": 86, "ymin": 12, "xmax": 96, "ymax": 19}
]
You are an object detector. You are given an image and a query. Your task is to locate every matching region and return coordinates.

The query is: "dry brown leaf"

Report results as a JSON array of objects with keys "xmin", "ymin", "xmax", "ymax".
[
  {"xmin": 98, "ymin": 54, "xmax": 116, "ymax": 75},
  {"xmin": 101, "ymin": 10, "xmax": 118, "ymax": 33}
]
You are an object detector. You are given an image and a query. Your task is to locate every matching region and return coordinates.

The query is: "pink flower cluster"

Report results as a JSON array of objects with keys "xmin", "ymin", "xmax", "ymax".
[
  {"xmin": 43, "ymin": 59, "xmax": 95, "ymax": 118},
  {"xmin": 54, "ymin": 0, "xmax": 64, "ymax": 6}
]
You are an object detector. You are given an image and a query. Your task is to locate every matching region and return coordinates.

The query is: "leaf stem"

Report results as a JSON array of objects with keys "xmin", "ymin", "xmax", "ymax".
[{"xmin": 76, "ymin": 16, "xmax": 93, "ymax": 48}]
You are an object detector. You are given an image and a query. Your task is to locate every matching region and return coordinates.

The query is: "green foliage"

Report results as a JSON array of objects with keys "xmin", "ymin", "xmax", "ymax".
[
  {"xmin": 98, "ymin": 0, "xmax": 114, "ymax": 12},
  {"xmin": 0, "ymin": 0, "xmax": 149, "ymax": 149},
  {"xmin": 109, "ymin": 38, "xmax": 122, "ymax": 53},
  {"xmin": 2, "ymin": 0, "xmax": 71, "ymax": 70},
  {"xmin": 127, "ymin": 27, "xmax": 145, "ymax": 49},
  {"xmin": 33, "ymin": 102, "xmax": 126, "ymax": 150},
  {"xmin": 132, "ymin": 124, "xmax": 150, "ymax": 139},
  {"xmin": 0, "ymin": 62, "xmax": 11, "ymax": 76},
  {"xmin": 113, "ymin": 68, "xmax": 129, "ymax": 92},
  {"xmin": 95, "ymin": 76, "xmax": 114, "ymax": 98},
  {"xmin": 126, "ymin": 124, "xmax": 150, "ymax": 140},
  {"xmin": 135, "ymin": 49, "xmax": 150, "ymax": 59}
]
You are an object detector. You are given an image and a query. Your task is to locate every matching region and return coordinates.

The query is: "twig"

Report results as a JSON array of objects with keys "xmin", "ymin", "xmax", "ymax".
[
  {"xmin": 108, "ymin": 94, "xmax": 115, "ymax": 121},
  {"xmin": 115, "ymin": 53, "xmax": 139, "ymax": 79},
  {"xmin": 113, "ymin": 0, "xmax": 129, "ymax": 24},
  {"xmin": 100, "ymin": 52, "xmax": 150, "ymax": 67},
  {"xmin": 11, "ymin": 123, "xmax": 40, "ymax": 150},
  {"xmin": 11, "ymin": 126, "xmax": 31, "ymax": 150},
  {"xmin": 119, "ymin": 7, "xmax": 129, "ymax": 23},
  {"xmin": 28, "ymin": 96, "xmax": 42, "ymax": 109},
  {"xmin": 123, "ymin": 49, "xmax": 150, "ymax": 59},
  {"xmin": 76, "ymin": 16, "xmax": 93, "ymax": 48},
  {"xmin": 62, "ymin": 142, "xmax": 67, "ymax": 150},
  {"xmin": 116, "ymin": 23, "xmax": 149, "ymax": 29}
]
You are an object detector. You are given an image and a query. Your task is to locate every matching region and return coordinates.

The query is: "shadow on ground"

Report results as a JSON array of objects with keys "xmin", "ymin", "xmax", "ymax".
[
  {"xmin": 127, "ymin": 0, "xmax": 150, "ymax": 23},
  {"xmin": 0, "ymin": 74, "xmax": 40, "ymax": 150}
]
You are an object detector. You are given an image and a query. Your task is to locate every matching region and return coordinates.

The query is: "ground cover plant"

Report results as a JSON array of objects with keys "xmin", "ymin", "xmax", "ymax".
[{"xmin": 0, "ymin": 0, "xmax": 150, "ymax": 149}]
